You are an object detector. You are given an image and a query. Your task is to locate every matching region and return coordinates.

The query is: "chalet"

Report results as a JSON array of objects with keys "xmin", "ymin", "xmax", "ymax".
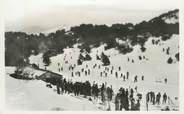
[{"xmin": 39, "ymin": 71, "xmax": 63, "ymax": 81}]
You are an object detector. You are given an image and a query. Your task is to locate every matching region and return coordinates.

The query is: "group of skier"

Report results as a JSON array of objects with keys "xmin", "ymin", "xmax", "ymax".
[
  {"xmin": 146, "ymin": 91, "xmax": 168, "ymax": 105},
  {"xmin": 41, "ymin": 53, "xmax": 172, "ymax": 111}
]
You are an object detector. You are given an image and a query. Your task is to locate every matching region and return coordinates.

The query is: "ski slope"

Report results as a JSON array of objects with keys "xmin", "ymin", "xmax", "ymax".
[
  {"xmin": 23, "ymin": 34, "xmax": 179, "ymax": 110},
  {"xmin": 5, "ymin": 67, "xmax": 99, "ymax": 111}
]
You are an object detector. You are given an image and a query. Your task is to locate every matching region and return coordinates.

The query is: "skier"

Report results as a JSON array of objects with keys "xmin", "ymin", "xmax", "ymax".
[
  {"xmin": 111, "ymin": 70, "xmax": 113, "ymax": 74},
  {"xmin": 115, "ymin": 92, "xmax": 121, "ymax": 110},
  {"xmin": 152, "ymin": 92, "xmax": 155, "ymax": 105},
  {"xmin": 134, "ymin": 75, "xmax": 138, "ymax": 82},
  {"xmin": 78, "ymin": 72, "xmax": 81, "ymax": 77},
  {"xmin": 123, "ymin": 75, "xmax": 126, "ymax": 81},
  {"xmin": 124, "ymin": 89, "xmax": 129, "ymax": 110},
  {"xmin": 119, "ymin": 66, "xmax": 121, "ymax": 71},
  {"xmin": 120, "ymin": 88, "xmax": 126, "ymax": 110},
  {"xmin": 146, "ymin": 92, "xmax": 150, "ymax": 103},
  {"xmin": 156, "ymin": 92, "xmax": 161, "ymax": 105},
  {"xmin": 56, "ymin": 81, "xmax": 60, "ymax": 94},
  {"xmin": 126, "ymin": 72, "xmax": 129, "ymax": 80},
  {"xmin": 112, "ymin": 66, "xmax": 114, "ymax": 70},
  {"xmin": 163, "ymin": 93, "xmax": 167, "ymax": 104},
  {"xmin": 130, "ymin": 88, "xmax": 134, "ymax": 99},
  {"xmin": 88, "ymin": 69, "xmax": 90, "ymax": 75},
  {"xmin": 105, "ymin": 72, "xmax": 107, "ymax": 77},
  {"xmin": 135, "ymin": 99, "xmax": 140, "ymax": 111},
  {"xmin": 85, "ymin": 70, "xmax": 87, "ymax": 76},
  {"xmin": 81, "ymin": 68, "xmax": 84, "ymax": 72},
  {"xmin": 71, "ymin": 72, "xmax": 74, "ymax": 77},
  {"xmin": 130, "ymin": 98, "xmax": 135, "ymax": 110},
  {"xmin": 115, "ymin": 72, "xmax": 118, "ymax": 78},
  {"xmin": 100, "ymin": 72, "xmax": 103, "ymax": 77}
]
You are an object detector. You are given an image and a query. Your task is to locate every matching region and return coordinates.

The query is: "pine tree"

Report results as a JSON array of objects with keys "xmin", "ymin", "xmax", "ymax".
[
  {"xmin": 101, "ymin": 52, "xmax": 110, "ymax": 66},
  {"xmin": 167, "ymin": 57, "xmax": 173, "ymax": 64},
  {"xmin": 85, "ymin": 54, "xmax": 92, "ymax": 61},
  {"xmin": 43, "ymin": 53, "xmax": 51, "ymax": 66},
  {"xmin": 96, "ymin": 55, "xmax": 101, "ymax": 60},
  {"xmin": 175, "ymin": 53, "xmax": 179, "ymax": 61},
  {"xmin": 77, "ymin": 59, "xmax": 83, "ymax": 65},
  {"xmin": 79, "ymin": 53, "xmax": 85, "ymax": 61}
]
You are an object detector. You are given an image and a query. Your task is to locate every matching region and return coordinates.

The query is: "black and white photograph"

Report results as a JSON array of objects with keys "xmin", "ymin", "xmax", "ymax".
[{"xmin": 3, "ymin": 0, "xmax": 182, "ymax": 111}]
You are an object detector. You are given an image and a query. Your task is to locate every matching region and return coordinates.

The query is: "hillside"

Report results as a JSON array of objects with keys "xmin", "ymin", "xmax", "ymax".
[
  {"xmin": 5, "ymin": 9, "xmax": 179, "ymax": 67},
  {"xmin": 5, "ymin": 9, "xmax": 179, "ymax": 111}
]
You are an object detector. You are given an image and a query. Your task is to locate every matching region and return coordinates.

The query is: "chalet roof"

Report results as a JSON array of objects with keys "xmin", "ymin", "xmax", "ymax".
[{"xmin": 39, "ymin": 71, "xmax": 63, "ymax": 79}]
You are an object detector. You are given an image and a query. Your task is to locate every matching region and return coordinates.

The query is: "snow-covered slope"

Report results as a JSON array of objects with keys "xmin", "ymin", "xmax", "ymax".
[
  {"xmin": 28, "ymin": 34, "xmax": 179, "ymax": 110},
  {"xmin": 162, "ymin": 11, "xmax": 179, "ymax": 24},
  {"xmin": 5, "ymin": 67, "xmax": 99, "ymax": 111},
  {"xmin": 150, "ymin": 9, "xmax": 179, "ymax": 24}
]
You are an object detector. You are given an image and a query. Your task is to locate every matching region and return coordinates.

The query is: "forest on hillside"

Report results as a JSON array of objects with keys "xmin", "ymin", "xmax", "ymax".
[{"xmin": 5, "ymin": 9, "xmax": 179, "ymax": 66}]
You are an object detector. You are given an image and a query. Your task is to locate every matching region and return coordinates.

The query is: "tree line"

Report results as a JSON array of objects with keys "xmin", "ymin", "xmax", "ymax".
[{"xmin": 5, "ymin": 9, "xmax": 179, "ymax": 66}]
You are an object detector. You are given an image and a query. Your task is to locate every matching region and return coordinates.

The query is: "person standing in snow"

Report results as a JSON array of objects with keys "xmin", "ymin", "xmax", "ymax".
[
  {"xmin": 106, "ymin": 86, "xmax": 113, "ymax": 101},
  {"xmin": 152, "ymin": 92, "xmax": 155, "ymax": 105},
  {"xmin": 61, "ymin": 67, "xmax": 63, "ymax": 71},
  {"xmin": 120, "ymin": 88, "xmax": 126, "ymax": 110},
  {"xmin": 126, "ymin": 72, "xmax": 129, "ymax": 80},
  {"xmin": 146, "ymin": 92, "xmax": 150, "ymax": 103},
  {"xmin": 106, "ymin": 86, "xmax": 112, "ymax": 111},
  {"xmin": 119, "ymin": 66, "xmax": 121, "ymax": 71},
  {"xmin": 135, "ymin": 86, "xmax": 138, "ymax": 92},
  {"xmin": 115, "ymin": 92, "xmax": 121, "ymax": 110},
  {"xmin": 71, "ymin": 72, "xmax": 74, "ymax": 77},
  {"xmin": 100, "ymin": 72, "xmax": 103, "ymax": 77},
  {"xmin": 130, "ymin": 88, "xmax": 134, "ymax": 99},
  {"xmin": 81, "ymin": 68, "xmax": 84, "ymax": 72},
  {"xmin": 123, "ymin": 75, "xmax": 126, "ymax": 81},
  {"xmin": 163, "ymin": 93, "xmax": 167, "ymax": 104},
  {"xmin": 134, "ymin": 75, "xmax": 138, "ymax": 82},
  {"xmin": 101, "ymin": 83, "xmax": 105, "ymax": 103},
  {"xmin": 135, "ymin": 99, "xmax": 140, "ymax": 111},
  {"xmin": 92, "ymin": 82, "xmax": 96, "ymax": 99},
  {"xmin": 112, "ymin": 66, "xmax": 114, "ymax": 70},
  {"xmin": 115, "ymin": 72, "xmax": 118, "ymax": 78},
  {"xmin": 156, "ymin": 92, "xmax": 161, "ymax": 105},
  {"xmin": 111, "ymin": 70, "xmax": 113, "ymax": 74},
  {"xmin": 124, "ymin": 89, "xmax": 129, "ymax": 110},
  {"xmin": 56, "ymin": 81, "xmax": 60, "ymax": 94},
  {"xmin": 85, "ymin": 70, "xmax": 87, "ymax": 76},
  {"xmin": 78, "ymin": 71, "xmax": 81, "ymax": 77},
  {"xmin": 88, "ymin": 69, "xmax": 90, "ymax": 75},
  {"xmin": 130, "ymin": 98, "xmax": 135, "ymax": 110}
]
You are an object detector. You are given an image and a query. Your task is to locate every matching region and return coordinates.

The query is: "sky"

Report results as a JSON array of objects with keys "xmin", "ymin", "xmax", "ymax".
[{"xmin": 5, "ymin": 0, "xmax": 180, "ymax": 34}]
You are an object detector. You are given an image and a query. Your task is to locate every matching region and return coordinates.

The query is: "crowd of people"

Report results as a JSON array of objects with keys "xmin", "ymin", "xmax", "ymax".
[
  {"xmin": 45, "ymin": 71, "xmax": 147, "ymax": 111},
  {"xmin": 146, "ymin": 91, "xmax": 168, "ymax": 105},
  {"xmin": 57, "ymin": 59, "xmax": 147, "ymax": 84},
  {"xmin": 41, "ymin": 53, "xmax": 171, "ymax": 111}
]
